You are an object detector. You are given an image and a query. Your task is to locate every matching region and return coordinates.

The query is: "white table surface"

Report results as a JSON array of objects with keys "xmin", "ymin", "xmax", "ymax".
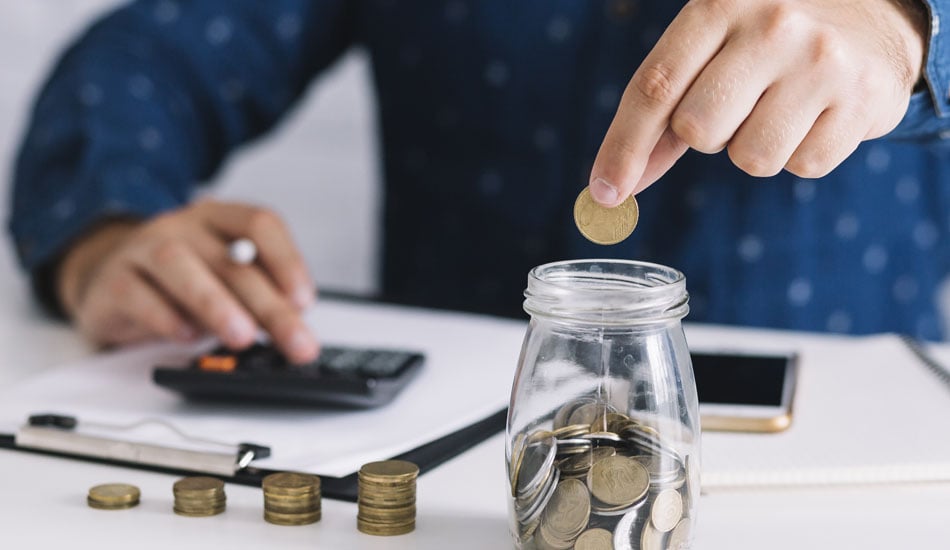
[{"xmin": 1, "ymin": 284, "xmax": 949, "ymax": 549}]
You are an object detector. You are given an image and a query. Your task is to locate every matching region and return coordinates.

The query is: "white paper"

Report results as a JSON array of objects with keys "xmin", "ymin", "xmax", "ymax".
[{"xmin": 0, "ymin": 300, "xmax": 525, "ymax": 477}]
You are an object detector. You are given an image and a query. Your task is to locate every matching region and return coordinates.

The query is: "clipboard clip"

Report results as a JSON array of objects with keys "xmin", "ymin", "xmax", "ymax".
[{"xmin": 17, "ymin": 413, "xmax": 271, "ymax": 476}]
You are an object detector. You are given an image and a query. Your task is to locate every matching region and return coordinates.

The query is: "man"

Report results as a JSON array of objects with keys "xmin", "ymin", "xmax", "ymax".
[{"xmin": 9, "ymin": 0, "xmax": 946, "ymax": 364}]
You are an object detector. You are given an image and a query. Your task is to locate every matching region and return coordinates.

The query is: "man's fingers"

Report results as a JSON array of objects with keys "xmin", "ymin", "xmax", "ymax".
[
  {"xmin": 134, "ymin": 239, "xmax": 258, "ymax": 349},
  {"xmin": 727, "ymin": 77, "xmax": 830, "ymax": 177},
  {"xmin": 670, "ymin": 32, "xmax": 791, "ymax": 155},
  {"xmin": 589, "ymin": 1, "xmax": 731, "ymax": 205},
  {"xmin": 221, "ymin": 263, "xmax": 319, "ymax": 364},
  {"xmin": 198, "ymin": 201, "xmax": 315, "ymax": 310},
  {"xmin": 786, "ymin": 107, "xmax": 866, "ymax": 179},
  {"xmin": 632, "ymin": 126, "xmax": 689, "ymax": 195},
  {"xmin": 77, "ymin": 270, "xmax": 195, "ymax": 345}
]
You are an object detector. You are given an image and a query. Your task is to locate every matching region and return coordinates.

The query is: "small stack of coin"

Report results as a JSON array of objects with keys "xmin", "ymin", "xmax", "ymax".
[
  {"xmin": 262, "ymin": 472, "xmax": 322, "ymax": 526},
  {"xmin": 357, "ymin": 460, "xmax": 418, "ymax": 536},
  {"xmin": 172, "ymin": 476, "xmax": 226, "ymax": 517},
  {"xmin": 87, "ymin": 483, "xmax": 140, "ymax": 510}
]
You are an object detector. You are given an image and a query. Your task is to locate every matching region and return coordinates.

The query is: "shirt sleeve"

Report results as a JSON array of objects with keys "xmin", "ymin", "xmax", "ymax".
[
  {"xmin": 8, "ymin": 0, "xmax": 355, "ymax": 288},
  {"xmin": 890, "ymin": 0, "xmax": 950, "ymax": 144}
]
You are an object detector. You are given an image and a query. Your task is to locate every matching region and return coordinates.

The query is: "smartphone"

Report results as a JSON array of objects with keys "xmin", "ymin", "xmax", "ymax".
[{"xmin": 690, "ymin": 350, "xmax": 799, "ymax": 433}]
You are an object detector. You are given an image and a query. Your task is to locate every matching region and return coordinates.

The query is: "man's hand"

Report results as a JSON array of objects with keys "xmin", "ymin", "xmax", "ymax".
[
  {"xmin": 589, "ymin": 0, "xmax": 929, "ymax": 206},
  {"xmin": 56, "ymin": 200, "xmax": 319, "ymax": 364}
]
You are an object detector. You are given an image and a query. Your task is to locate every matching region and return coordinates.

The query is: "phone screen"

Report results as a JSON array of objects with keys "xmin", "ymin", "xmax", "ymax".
[{"xmin": 690, "ymin": 352, "xmax": 790, "ymax": 407}]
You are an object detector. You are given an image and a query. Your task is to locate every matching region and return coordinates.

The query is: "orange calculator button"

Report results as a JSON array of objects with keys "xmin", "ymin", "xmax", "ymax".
[{"xmin": 198, "ymin": 355, "xmax": 237, "ymax": 373}]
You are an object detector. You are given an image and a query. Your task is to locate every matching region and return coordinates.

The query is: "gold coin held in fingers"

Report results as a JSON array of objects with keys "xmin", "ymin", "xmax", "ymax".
[{"xmin": 573, "ymin": 187, "xmax": 639, "ymax": 245}]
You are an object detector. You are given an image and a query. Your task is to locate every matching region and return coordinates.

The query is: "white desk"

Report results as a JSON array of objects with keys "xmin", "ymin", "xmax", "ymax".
[{"xmin": 1, "ymin": 286, "xmax": 949, "ymax": 549}]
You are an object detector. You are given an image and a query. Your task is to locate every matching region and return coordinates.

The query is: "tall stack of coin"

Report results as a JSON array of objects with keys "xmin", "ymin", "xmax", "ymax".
[
  {"xmin": 87, "ymin": 483, "xmax": 141, "ymax": 510},
  {"xmin": 509, "ymin": 401, "xmax": 696, "ymax": 550},
  {"xmin": 357, "ymin": 460, "xmax": 418, "ymax": 536},
  {"xmin": 172, "ymin": 476, "xmax": 226, "ymax": 517},
  {"xmin": 262, "ymin": 472, "xmax": 322, "ymax": 526}
]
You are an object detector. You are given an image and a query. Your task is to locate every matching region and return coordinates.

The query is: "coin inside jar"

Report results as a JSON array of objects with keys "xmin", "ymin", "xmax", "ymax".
[
  {"xmin": 587, "ymin": 455, "xmax": 650, "ymax": 507},
  {"xmin": 575, "ymin": 527, "xmax": 615, "ymax": 550}
]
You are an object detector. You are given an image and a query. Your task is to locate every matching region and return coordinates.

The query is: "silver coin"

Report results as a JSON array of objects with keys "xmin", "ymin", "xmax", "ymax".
[
  {"xmin": 612, "ymin": 504, "xmax": 650, "ymax": 550},
  {"xmin": 517, "ymin": 436, "xmax": 557, "ymax": 498}
]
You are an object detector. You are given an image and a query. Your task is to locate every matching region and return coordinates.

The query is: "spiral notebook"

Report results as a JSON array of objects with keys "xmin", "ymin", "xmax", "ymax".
[{"xmin": 688, "ymin": 329, "xmax": 950, "ymax": 492}]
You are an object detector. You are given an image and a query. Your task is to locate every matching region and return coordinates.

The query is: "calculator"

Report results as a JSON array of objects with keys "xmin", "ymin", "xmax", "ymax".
[{"xmin": 152, "ymin": 342, "xmax": 425, "ymax": 408}]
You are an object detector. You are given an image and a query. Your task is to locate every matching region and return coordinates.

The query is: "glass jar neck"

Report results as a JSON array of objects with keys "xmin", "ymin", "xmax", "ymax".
[{"xmin": 523, "ymin": 259, "xmax": 689, "ymax": 326}]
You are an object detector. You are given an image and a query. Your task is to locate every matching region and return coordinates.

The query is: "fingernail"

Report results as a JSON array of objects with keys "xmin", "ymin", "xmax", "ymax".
[
  {"xmin": 226, "ymin": 315, "xmax": 256, "ymax": 346},
  {"xmin": 289, "ymin": 328, "xmax": 318, "ymax": 363},
  {"xmin": 293, "ymin": 285, "xmax": 315, "ymax": 310},
  {"xmin": 590, "ymin": 177, "xmax": 619, "ymax": 206}
]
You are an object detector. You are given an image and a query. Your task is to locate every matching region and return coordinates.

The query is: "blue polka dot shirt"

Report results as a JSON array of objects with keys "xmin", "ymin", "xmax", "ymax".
[{"xmin": 10, "ymin": 0, "xmax": 950, "ymax": 339}]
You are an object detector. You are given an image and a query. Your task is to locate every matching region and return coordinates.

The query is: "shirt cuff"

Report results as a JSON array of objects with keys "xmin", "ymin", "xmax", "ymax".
[
  {"xmin": 920, "ymin": 0, "xmax": 950, "ymax": 117},
  {"xmin": 11, "ymin": 163, "xmax": 183, "ymax": 276}
]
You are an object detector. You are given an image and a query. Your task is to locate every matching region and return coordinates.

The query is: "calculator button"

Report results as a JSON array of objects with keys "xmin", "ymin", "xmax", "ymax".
[
  {"xmin": 198, "ymin": 355, "xmax": 237, "ymax": 373},
  {"xmin": 358, "ymin": 352, "xmax": 411, "ymax": 378},
  {"xmin": 238, "ymin": 344, "xmax": 288, "ymax": 372},
  {"xmin": 324, "ymin": 350, "xmax": 373, "ymax": 372}
]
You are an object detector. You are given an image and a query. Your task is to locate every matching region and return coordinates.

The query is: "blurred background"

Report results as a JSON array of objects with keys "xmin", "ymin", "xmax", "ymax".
[{"xmin": 1, "ymin": 0, "xmax": 381, "ymax": 303}]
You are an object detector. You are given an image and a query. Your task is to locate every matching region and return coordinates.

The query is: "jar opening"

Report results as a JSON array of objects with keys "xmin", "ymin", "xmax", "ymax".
[{"xmin": 523, "ymin": 259, "xmax": 689, "ymax": 324}]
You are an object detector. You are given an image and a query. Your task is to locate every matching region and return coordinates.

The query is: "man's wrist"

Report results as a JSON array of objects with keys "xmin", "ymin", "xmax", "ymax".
[{"xmin": 888, "ymin": 0, "xmax": 932, "ymax": 87}]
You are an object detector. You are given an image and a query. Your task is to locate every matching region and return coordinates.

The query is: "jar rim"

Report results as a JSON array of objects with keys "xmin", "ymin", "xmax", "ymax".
[{"xmin": 524, "ymin": 259, "xmax": 689, "ymax": 324}]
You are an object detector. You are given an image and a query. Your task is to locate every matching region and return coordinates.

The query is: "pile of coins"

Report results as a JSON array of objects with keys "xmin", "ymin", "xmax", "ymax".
[
  {"xmin": 262, "ymin": 472, "xmax": 322, "ymax": 526},
  {"xmin": 172, "ymin": 476, "xmax": 227, "ymax": 517},
  {"xmin": 509, "ymin": 401, "xmax": 695, "ymax": 550},
  {"xmin": 87, "ymin": 483, "xmax": 141, "ymax": 510},
  {"xmin": 357, "ymin": 460, "xmax": 419, "ymax": 536}
]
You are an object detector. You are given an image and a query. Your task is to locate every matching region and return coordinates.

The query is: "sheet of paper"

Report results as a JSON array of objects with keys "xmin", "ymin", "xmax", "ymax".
[
  {"xmin": 687, "ymin": 328, "xmax": 950, "ymax": 490},
  {"xmin": 0, "ymin": 300, "xmax": 525, "ymax": 476}
]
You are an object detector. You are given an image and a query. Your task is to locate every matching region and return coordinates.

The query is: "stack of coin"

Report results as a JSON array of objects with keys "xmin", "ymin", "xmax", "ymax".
[
  {"xmin": 357, "ymin": 460, "xmax": 418, "ymax": 536},
  {"xmin": 509, "ymin": 401, "xmax": 696, "ymax": 550},
  {"xmin": 262, "ymin": 472, "xmax": 322, "ymax": 526},
  {"xmin": 172, "ymin": 476, "xmax": 226, "ymax": 517},
  {"xmin": 87, "ymin": 483, "xmax": 140, "ymax": 510}
]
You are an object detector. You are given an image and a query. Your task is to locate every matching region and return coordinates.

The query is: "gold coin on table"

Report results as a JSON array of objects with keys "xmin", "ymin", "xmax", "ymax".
[
  {"xmin": 573, "ymin": 187, "xmax": 639, "ymax": 245},
  {"xmin": 263, "ymin": 472, "xmax": 321, "ymax": 494},
  {"xmin": 574, "ymin": 527, "xmax": 615, "ymax": 550},
  {"xmin": 173, "ymin": 476, "xmax": 226, "ymax": 517},
  {"xmin": 87, "ymin": 483, "xmax": 140, "ymax": 510},
  {"xmin": 173, "ymin": 476, "xmax": 225, "ymax": 494},
  {"xmin": 359, "ymin": 460, "xmax": 419, "ymax": 484},
  {"xmin": 588, "ymin": 455, "xmax": 649, "ymax": 507},
  {"xmin": 650, "ymin": 489, "xmax": 683, "ymax": 533}
]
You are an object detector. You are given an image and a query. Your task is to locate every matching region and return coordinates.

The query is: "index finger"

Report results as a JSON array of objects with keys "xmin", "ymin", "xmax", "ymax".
[
  {"xmin": 589, "ymin": 1, "xmax": 731, "ymax": 205},
  {"xmin": 198, "ymin": 200, "xmax": 316, "ymax": 310}
]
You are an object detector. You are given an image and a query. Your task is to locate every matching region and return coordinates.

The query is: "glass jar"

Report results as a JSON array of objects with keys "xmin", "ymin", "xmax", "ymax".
[{"xmin": 506, "ymin": 259, "xmax": 699, "ymax": 550}]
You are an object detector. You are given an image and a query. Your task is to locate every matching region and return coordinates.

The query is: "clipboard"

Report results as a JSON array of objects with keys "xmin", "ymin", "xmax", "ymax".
[{"xmin": 0, "ymin": 408, "xmax": 507, "ymax": 502}]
